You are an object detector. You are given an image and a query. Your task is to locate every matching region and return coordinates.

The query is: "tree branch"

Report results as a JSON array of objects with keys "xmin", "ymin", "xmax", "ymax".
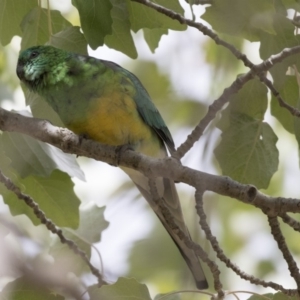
[
  {"xmin": 174, "ymin": 72, "xmax": 254, "ymax": 159},
  {"xmin": 280, "ymin": 213, "xmax": 300, "ymax": 232},
  {"xmin": 194, "ymin": 190, "xmax": 224, "ymax": 296},
  {"xmin": 184, "ymin": 0, "xmax": 213, "ymax": 5},
  {"xmin": 148, "ymin": 178, "xmax": 222, "ymax": 294},
  {"xmin": 195, "ymin": 190, "xmax": 296, "ymax": 295},
  {"xmin": 1, "ymin": 107, "xmax": 300, "ymax": 216},
  {"xmin": 267, "ymin": 216, "xmax": 300, "ymax": 292}
]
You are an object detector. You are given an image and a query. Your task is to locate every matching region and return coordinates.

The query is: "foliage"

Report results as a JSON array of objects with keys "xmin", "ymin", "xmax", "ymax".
[{"xmin": 1, "ymin": 0, "xmax": 300, "ymax": 299}]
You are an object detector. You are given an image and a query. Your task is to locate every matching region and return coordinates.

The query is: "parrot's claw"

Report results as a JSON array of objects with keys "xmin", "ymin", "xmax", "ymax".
[
  {"xmin": 78, "ymin": 133, "xmax": 90, "ymax": 144},
  {"xmin": 76, "ymin": 133, "xmax": 90, "ymax": 157},
  {"xmin": 115, "ymin": 144, "xmax": 134, "ymax": 166}
]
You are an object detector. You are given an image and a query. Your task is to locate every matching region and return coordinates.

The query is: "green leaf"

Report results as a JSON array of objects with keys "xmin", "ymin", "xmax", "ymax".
[
  {"xmin": 2, "ymin": 131, "xmax": 50, "ymax": 177},
  {"xmin": 105, "ymin": 0, "xmax": 137, "ymax": 58},
  {"xmin": 216, "ymin": 78, "xmax": 278, "ymax": 189},
  {"xmin": 128, "ymin": 0, "xmax": 186, "ymax": 32},
  {"xmin": 218, "ymin": 78, "xmax": 268, "ymax": 131},
  {"xmin": 203, "ymin": 34, "xmax": 244, "ymax": 86},
  {"xmin": 72, "ymin": 0, "xmax": 113, "ymax": 49},
  {"xmin": 202, "ymin": 0, "xmax": 275, "ymax": 41},
  {"xmin": 2, "ymin": 170, "xmax": 80, "ymax": 228},
  {"xmin": 0, "ymin": 80, "xmax": 14, "ymax": 103},
  {"xmin": 143, "ymin": 28, "xmax": 168, "ymax": 53},
  {"xmin": 271, "ymin": 75, "xmax": 299, "ymax": 133},
  {"xmin": 49, "ymin": 26, "xmax": 88, "ymax": 55},
  {"xmin": 0, "ymin": 0, "xmax": 37, "ymax": 45},
  {"xmin": 128, "ymin": 221, "xmax": 192, "ymax": 285},
  {"xmin": 263, "ymin": 14, "xmax": 300, "ymax": 139},
  {"xmin": 75, "ymin": 204, "xmax": 109, "ymax": 243},
  {"xmin": 281, "ymin": 0, "xmax": 300, "ymax": 10},
  {"xmin": 215, "ymin": 113, "xmax": 279, "ymax": 189},
  {"xmin": 0, "ymin": 277, "xmax": 64, "ymax": 300},
  {"xmin": 89, "ymin": 277, "xmax": 152, "ymax": 300},
  {"xmin": 20, "ymin": 8, "xmax": 72, "ymax": 50},
  {"xmin": 1, "ymin": 131, "xmax": 85, "ymax": 180},
  {"xmin": 49, "ymin": 230, "xmax": 91, "ymax": 275},
  {"xmin": 260, "ymin": 14, "xmax": 300, "ymax": 60},
  {"xmin": 274, "ymin": 292, "xmax": 299, "ymax": 300},
  {"xmin": 0, "ymin": 144, "xmax": 15, "ymax": 179},
  {"xmin": 154, "ymin": 293, "xmax": 181, "ymax": 300},
  {"xmin": 49, "ymin": 204, "xmax": 108, "ymax": 275},
  {"xmin": 247, "ymin": 292, "xmax": 298, "ymax": 300},
  {"xmin": 256, "ymin": 260, "xmax": 276, "ymax": 278},
  {"xmin": 157, "ymin": 0, "xmax": 185, "ymax": 15},
  {"xmin": 24, "ymin": 88, "xmax": 64, "ymax": 127},
  {"xmin": 264, "ymin": 14, "xmax": 300, "ymax": 134},
  {"xmin": 247, "ymin": 293, "xmax": 274, "ymax": 300}
]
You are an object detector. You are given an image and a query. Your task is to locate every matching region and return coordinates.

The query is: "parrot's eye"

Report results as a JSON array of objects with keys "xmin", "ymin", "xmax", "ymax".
[{"xmin": 30, "ymin": 51, "xmax": 39, "ymax": 59}]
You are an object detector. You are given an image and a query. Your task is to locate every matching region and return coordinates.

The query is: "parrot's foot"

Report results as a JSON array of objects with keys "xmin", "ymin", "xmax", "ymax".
[
  {"xmin": 115, "ymin": 144, "xmax": 134, "ymax": 166},
  {"xmin": 76, "ymin": 133, "xmax": 90, "ymax": 157},
  {"xmin": 78, "ymin": 133, "xmax": 90, "ymax": 144}
]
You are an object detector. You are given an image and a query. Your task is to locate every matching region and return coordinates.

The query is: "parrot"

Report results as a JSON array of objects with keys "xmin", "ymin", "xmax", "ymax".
[{"xmin": 16, "ymin": 45, "xmax": 208, "ymax": 289}]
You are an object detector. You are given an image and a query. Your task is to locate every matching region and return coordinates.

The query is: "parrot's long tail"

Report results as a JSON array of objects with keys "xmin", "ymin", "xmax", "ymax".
[{"xmin": 121, "ymin": 166, "xmax": 208, "ymax": 290}]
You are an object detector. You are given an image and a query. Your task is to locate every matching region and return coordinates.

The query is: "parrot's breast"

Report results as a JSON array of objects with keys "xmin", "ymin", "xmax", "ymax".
[{"xmin": 66, "ymin": 92, "xmax": 163, "ymax": 157}]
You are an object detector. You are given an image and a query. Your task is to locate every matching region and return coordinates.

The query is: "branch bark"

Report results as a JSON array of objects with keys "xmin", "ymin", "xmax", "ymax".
[{"xmin": 1, "ymin": 107, "xmax": 300, "ymax": 216}]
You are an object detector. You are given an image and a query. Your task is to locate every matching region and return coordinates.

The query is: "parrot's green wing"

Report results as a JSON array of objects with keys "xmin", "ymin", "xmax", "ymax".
[{"xmin": 102, "ymin": 60, "xmax": 175, "ymax": 153}]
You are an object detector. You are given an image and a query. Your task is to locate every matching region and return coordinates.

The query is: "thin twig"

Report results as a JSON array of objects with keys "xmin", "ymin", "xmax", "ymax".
[
  {"xmin": 258, "ymin": 74, "xmax": 300, "ymax": 118},
  {"xmin": 194, "ymin": 190, "xmax": 224, "ymax": 297},
  {"xmin": 185, "ymin": 0, "xmax": 213, "ymax": 5},
  {"xmin": 155, "ymin": 289, "xmax": 214, "ymax": 299},
  {"xmin": 46, "ymin": 0, "xmax": 53, "ymax": 36},
  {"xmin": 267, "ymin": 215, "xmax": 300, "ymax": 292},
  {"xmin": 131, "ymin": 0, "xmax": 252, "ymax": 68},
  {"xmin": 226, "ymin": 291, "xmax": 273, "ymax": 300},
  {"xmin": 173, "ymin": 72, "xmax": 254, "ymax": 159},
  {"xmin": 148, "ymin": 178, "xmax": 223, "ymax": 294},
  {"xmin": 280, "ymin": 213, "xmax": 300, "ymax": 232},
  {"xmin": 195, "ymin": 189, "xmax": 296, "ymax": 295},
  {"xmin": 0, "ymin": 169, "xmax": 106, "ymax": 287}
]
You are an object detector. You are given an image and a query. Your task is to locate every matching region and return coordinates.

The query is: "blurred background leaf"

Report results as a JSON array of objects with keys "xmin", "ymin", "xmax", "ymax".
[
  {"xmin": 71, "ymin": 0, "xmax": 113, "ymax": 49},
  {"xmin": 20, "ymin": 8, "xmax": 71, "ymax": 50},
  {"xmin": 89, "ymin": 277, "xmax": 152, "ymax": 300},
  {"xmin": 0, "ymin": 0, "xmax": 37, "ymax": 46}
]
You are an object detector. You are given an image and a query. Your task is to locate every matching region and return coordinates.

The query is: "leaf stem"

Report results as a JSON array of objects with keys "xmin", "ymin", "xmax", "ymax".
[{"xmin": 47, "ymin": 0, "xmax": 53, "ymax": 36}]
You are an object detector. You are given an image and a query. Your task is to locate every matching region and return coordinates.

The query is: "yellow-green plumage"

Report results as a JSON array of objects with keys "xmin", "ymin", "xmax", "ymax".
[
  {"xmin": 16, "ymin": 45, "xmax": 208, "ymax": 289},
  {"xmin": 68, "ymin": 92, "xmax": 163, "ymax": 157}
]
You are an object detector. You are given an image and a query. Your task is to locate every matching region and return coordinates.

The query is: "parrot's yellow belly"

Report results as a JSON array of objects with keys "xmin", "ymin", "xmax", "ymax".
[{"xmin": 67, "ymin": 92, "xmax": 162, "ymax": 157}]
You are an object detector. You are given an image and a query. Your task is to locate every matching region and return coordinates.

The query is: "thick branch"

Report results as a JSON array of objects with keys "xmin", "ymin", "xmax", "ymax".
[{"xmin": 1, "ymin": 108, "xmax": 300, "ymax": 216}]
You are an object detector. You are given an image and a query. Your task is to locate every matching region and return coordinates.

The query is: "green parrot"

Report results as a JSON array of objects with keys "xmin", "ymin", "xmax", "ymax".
[{"xmin": 16, "ymin": 45, "xmax": 208, "ymax": 289}]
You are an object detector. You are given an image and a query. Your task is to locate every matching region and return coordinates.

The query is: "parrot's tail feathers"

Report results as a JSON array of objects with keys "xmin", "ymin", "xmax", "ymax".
[
  {"xmin": 123, "ymin": 167, "xmax": 208, "ymax": 289},
  {"xmin": 176, "ymin": 239, "xmax": 208, "ymax": 289}
]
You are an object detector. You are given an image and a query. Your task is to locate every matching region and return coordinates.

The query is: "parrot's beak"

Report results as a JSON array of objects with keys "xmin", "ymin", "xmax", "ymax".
[{"xmin": 16, "ymin": 61, "xmax": 25, "ymax": 80}]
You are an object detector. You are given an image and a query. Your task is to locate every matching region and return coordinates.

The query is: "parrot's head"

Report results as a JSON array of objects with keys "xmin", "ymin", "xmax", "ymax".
[{"xmin": 17, "ymin": 45, "xmax": 69, "ymax": 91}]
